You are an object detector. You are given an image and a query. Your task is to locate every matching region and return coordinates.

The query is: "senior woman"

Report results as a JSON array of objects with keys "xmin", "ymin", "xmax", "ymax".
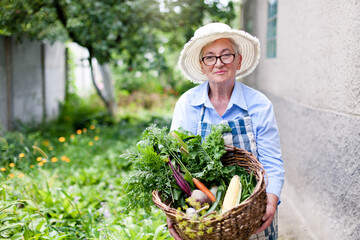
[{"xmin": 168, "ymin": 23, "xmax": 285, "ymax": 240}]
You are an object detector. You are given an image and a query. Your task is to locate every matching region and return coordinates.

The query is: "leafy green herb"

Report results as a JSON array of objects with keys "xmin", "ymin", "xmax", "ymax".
[{"xmin": 120, "ymin": 125, "xmax": 176, "ymax": 213}]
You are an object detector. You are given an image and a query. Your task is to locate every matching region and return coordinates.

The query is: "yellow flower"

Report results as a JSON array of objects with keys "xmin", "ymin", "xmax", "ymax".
[
  {"xmin": 49, "ymin": 146, "xmax": 53, "ymax": 151},
  {"xmin": 94, "ymin": 136, "xmax": 99, "ymax": 141},
  {"xmin": 38, "ymin": 162, "xmax": 44, "ymax": 166},
  {"xmin": 18, "ymin": 173, "xmax": 24, "ymax": 178},
  {"xmin": 61, "ymin": 156, "xmax": 71, "ymax": 162},
  {"xmin": 88, "ymin": 141, "xmax": 94, "ymax": 146},
  {"xmin": 9, "ymin": 173, "xmax": 15, "ymax": 178},
  {"xmin": 43, "ymin": 140, "xmax": 50, "ymax": 146},
  {"xmin": 83, "ymin": 128, "xmax": 87, "ymax": 133},
  {"xmin": 37, "ymin": 157, "xmax": 43, "ymax": 161},
  {"xmin": 76, "ymin": 129, "xmax": 82, "ymax": 134},
  {"xmin": 90, "ymin": 125, "xmax": 96, "ymax": 130},
  {"xmin": 42, "ymin": 159, "xmax": 47, "ymax": 163},
  {"xmin": 1, "ymin": 167, "xmax": 6, "ymax": 171},
  {"xmin": 30, "ymin": 164, "xmax": 34, "ymax": 168},
  {"xmin": 9, "ymin": 163, "xmax": 15, "ymax": 167},
  {"xmin": 19, "ymin": 153, "xmax": 25, "ymax": 158},
  {"xmin": 59, "ymin": 137, "xmax": 66, "ymax": 142},
  {"xmin": 51, "ymin": 157, "xmax": 58, "ymax": 162},
  {"xmin": 70, "ymin": 134, "xmax": 75, "ymax": 139}
]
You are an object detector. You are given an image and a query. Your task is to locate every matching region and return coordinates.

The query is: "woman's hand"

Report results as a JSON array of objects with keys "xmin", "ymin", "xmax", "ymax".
[
  {"xmin": 254, "ymin": 193, "xmax": 278, "ymax": 234},
  {"xmin": 167, "ymin": 217, "xmax": 183, "ymax": 240}
]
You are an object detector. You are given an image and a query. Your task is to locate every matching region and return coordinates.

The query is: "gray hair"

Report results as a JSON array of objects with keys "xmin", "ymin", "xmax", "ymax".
[{"xmin": 199, "ymin": 38, "xmax": 241, "ymax": 60}]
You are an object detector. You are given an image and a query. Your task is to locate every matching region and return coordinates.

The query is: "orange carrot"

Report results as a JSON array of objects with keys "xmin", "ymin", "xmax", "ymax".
[{"xmin": 192, "ymin": 178, "xmax": 216, "ymax": 202}]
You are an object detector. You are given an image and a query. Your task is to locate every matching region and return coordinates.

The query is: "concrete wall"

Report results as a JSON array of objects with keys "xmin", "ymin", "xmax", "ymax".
[
  {"xmin": 11, "ymin": 37, "xmax": 44, "ymax": 124},
  {"xmin": 243, "ymin": 1, "xmax": 360, "ymax": 239},
  {"xmin": 45, "ymin": 42, "xmax": 66, "ymax": 120},
  {"xmin": 0, "ymin": 36, "xmax": 66, "ymax": 130},
  {"xmin": 0, "ymin": 37, "xmax": 7, "ymax": 130}
]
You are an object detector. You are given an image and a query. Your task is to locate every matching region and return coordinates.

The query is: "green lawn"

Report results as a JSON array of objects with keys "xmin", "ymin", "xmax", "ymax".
[{"xmin": 0, "ymin": 114, "xmax": 174, "ymax": 239}]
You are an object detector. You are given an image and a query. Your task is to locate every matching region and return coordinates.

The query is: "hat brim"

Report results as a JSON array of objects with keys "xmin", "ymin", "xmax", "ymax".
[{"xmin": 178, "ymin": 30, "xmax": 260, "ymax": 83}]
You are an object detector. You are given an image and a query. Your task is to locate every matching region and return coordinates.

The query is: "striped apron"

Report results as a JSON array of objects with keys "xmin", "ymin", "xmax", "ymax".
[{"xmin": 197, "ymin": 104, "xmax": 278, "ymax": 240}]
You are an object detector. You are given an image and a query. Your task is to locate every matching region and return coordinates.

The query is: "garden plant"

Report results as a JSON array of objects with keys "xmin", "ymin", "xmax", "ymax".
[{"xmin": 0, "ymin": 105, "xmax": 174, "ymax": 239}]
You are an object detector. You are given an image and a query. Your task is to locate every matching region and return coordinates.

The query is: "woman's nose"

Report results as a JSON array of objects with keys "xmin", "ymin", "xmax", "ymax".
[{"xmin": 214, "ymin": 57, "xmax": 224, "ymax": 67}]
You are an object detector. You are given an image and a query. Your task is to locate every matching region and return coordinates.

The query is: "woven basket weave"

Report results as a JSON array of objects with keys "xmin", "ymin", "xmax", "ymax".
[{"xmin": 152, "ymin": 146, "xmax": 267, "ymax": 240}]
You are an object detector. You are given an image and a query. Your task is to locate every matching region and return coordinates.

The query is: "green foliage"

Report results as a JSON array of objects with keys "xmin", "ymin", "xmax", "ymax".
[
  {"xmin": 203, "ymin": 124, "xmax": 232, "ymax": 162},
  {"xmin": 120, "ymin": 125, "xmax": 177, "ymax": 213},
  {"xmin": 121, "ymin": 124, "xmax": 235, "ymax": 212},
  {"xmin": 0, "ymin": 0, "xmax": 236, "ymax": 63},
  {"xmin": 0, "ymin": 0, "xmax": 236, "ymax": 101},
  {"xmin": 0, "ymin": 0, "xmax": 67, "ymax": 42},
  {"xmin": 0, "ymin": 112, "xmax": 172, "ymax": 239},
  {"xmin": 58, "ymin": 92, "xmax": 111, "ymax": 131},
  {"xmin": 178, "ymin": 124, "xmax": 231, "ymax": 185}
]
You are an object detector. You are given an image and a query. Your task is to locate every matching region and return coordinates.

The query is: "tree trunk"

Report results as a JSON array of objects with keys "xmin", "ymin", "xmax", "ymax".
[
  {"xmin": 87, "ymin": 54, "xmax": 115, "ymax": 117},
  {"xmin": 100, "ymin": 63, "xmax": 116, "ymax": 115}
]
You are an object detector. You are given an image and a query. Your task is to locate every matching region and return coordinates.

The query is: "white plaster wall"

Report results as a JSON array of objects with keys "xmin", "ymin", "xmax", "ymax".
[
  {"xmin": 243, "ymin": 0, "xmax": 360, "ymax": 239},
  {"xmin": 252, "ymin": 0, "xmax": 360, "ymax": 116},
  {"xmin": 11, "ymin": 38, "xmax": 43, "ymax": 124},
  {"xmin": 45, "ymin": 42, "xmax": 66, "ymax": 120}
]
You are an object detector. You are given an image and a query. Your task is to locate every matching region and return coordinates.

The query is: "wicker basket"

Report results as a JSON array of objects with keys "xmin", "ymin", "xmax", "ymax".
[{"xmin": 152, "ymin": 146, "xmax": 267, "ymax": 240}]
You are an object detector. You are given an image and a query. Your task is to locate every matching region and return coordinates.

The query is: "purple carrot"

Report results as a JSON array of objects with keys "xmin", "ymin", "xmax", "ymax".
[{"xmin": 168, "ymin": 158, "xmax": 192, "ymax": 196}]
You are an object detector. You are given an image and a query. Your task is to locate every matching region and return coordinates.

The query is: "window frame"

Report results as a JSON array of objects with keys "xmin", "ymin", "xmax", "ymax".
[{"xmin": 266, "ymin": 0, "xmax": 278, "ymax": 58}]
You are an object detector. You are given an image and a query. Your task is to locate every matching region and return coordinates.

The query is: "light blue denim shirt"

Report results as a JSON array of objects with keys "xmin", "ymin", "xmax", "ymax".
[{"xmin": 170, "ymin": 81, "xmax": 285, "ymax": 199}]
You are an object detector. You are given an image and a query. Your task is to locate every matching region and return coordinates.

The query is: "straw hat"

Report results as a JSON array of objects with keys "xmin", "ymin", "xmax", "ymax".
[{"xmin": 178, "ymin": 22, "xmax": 260, "ymax": 83}]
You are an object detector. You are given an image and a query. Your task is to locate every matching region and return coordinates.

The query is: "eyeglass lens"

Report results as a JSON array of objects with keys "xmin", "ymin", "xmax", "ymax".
[{"xmin": 202, "ymin": 54, "xmax": 235, "ymax": 66}]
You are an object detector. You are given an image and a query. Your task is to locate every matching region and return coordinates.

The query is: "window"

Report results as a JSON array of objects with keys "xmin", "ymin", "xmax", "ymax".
[{"xmin": 267, "ymin": 0, "xmax": 278, "ymax": 58}]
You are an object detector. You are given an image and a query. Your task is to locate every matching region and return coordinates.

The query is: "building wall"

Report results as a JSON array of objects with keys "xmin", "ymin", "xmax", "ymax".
[
  {"xmin": 0, "ymin": 36, "xmax": 66, "ymax": 130},
  {"xmin": 243, "ymin": 1, "xmax": 360, "ymax": 239},
  {"xmin": 0, "ymin": 37, "xmax": 7, "ymax": 130},
  {"xmin": 45, "ymin": 42, "xmax": 66, "ymax": 120},
  {"xmin": 11, "ymin": 37, "xmax": 44, "ymax": 124}
]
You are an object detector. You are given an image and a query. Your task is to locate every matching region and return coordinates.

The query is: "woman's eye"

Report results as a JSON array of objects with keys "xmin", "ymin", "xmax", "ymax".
[{"xmin": 222, "ymin": 54, "xmax": 232, "ymax": 59}]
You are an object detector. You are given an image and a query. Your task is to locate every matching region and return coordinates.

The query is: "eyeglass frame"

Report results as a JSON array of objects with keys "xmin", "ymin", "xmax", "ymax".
[{"xmin": 201, "ymin": 53, "xmax": 236, "ymax": 66}]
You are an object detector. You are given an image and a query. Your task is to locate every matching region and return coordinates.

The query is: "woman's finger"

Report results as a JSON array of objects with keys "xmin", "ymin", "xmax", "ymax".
[{"xmin": 254, "ymin": 204, "xmax": 276, "ymax": 234}]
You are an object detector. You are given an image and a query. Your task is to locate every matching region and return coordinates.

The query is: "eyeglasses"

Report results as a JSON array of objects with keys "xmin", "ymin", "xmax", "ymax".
[{"xmin": 201, "ymin": 54, "xmax": 236, "ymax": 66}]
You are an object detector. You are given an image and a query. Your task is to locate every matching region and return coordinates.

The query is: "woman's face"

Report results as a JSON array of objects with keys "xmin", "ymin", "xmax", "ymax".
[{"xmin": 200, "ymin": 38, "xmax": 242, "ymax": 84}]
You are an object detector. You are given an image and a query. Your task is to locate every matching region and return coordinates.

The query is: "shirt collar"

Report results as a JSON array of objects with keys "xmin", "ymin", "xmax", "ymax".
[
  {"xmin": 228, "ymin": 81, "xmax": 248, "ymax": 111},
  {"xmin": 189, "ymin": 81, "xmax": 248, "ymax": 111},
  {"xmin": 189, "ymin": 82, "xmax": 210, "ymax": 107}
]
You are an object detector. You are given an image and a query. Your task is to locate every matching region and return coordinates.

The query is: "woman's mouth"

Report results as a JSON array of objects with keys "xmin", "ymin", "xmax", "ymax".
[{"xmin": 214, "ymin": 70, "xmax": 227, "ymax": 75}]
